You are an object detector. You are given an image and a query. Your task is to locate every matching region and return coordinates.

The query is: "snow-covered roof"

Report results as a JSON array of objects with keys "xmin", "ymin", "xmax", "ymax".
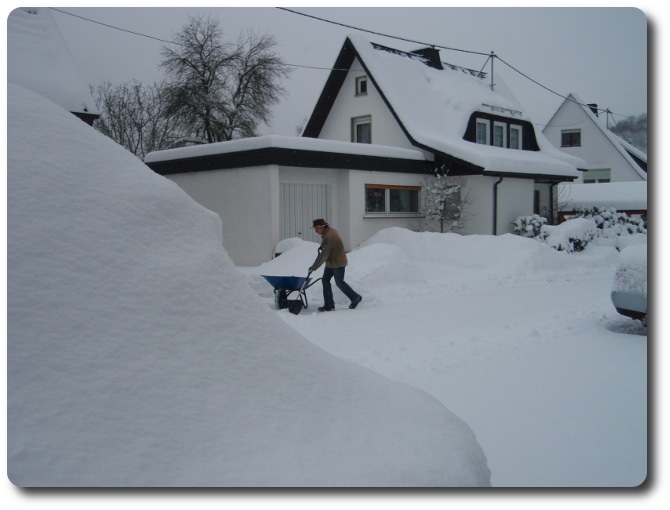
[
  {"xmin": 559, "ymin": 181, "xmax": 647, "ymax": 211},
  {"xmin": 145, "ymin": 134, "xmax": 425, "ymax": 163},
  {"xmin": 7, "ymin": 7, "xmax": 99, "ymax": 118},
  {"xmin": 305, "ymin": 34, "xmax": 582, "ymax": 180}
]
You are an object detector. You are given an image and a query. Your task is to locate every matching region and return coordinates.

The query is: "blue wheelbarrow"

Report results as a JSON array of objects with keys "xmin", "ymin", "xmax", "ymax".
[{"xmin": 261, "ymin": 273, "xmax": 322, "ymax": 315}]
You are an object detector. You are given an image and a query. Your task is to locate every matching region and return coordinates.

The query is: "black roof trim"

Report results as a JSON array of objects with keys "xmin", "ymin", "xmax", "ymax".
[
  {"xmin": 302, "ymin": 39, "xmax": 356, "ymax": 138},
  {"xmin": 625, "ymin": 149, "xmax": 647, "ymax": 173},
  {"xmin": 145, "ymin": 146, "xmax": 433, "ymax": 176},
  {"xmin": 486, "ymin": 171, "xmax": 577, "ymax": 183}
]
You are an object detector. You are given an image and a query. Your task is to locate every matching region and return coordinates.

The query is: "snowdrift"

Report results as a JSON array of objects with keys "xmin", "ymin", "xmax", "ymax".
[{"xmin": 7, "ymin": 84, "xmax": 490, "ymax": 487}]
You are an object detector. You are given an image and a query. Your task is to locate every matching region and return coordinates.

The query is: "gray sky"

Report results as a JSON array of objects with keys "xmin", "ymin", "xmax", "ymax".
[{"xmin": 15, "ymin": 4, "xmax": 651, "ymax": 137}]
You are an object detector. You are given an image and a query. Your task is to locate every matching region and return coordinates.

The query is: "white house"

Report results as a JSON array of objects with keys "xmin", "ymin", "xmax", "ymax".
[
  {"xmin": 7, "ymin": 7, "xmax": 100, "ymax": 125},
  {"xmin": 145, "ymin": 34, "xmax": 584, "ymax": 266},
  {"xmin": 542, "ymin": 93, "xmax": 647, "ymax": 184}
]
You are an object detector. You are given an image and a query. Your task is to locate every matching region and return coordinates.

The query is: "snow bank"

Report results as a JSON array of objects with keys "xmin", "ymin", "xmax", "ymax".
[
  {"xmin": 247, "ymin": 227, "xmax": 620, "ymax": 312},
  {"xmin": 7, "ymin": 84, "xmax": 490, "ymax": 487}
]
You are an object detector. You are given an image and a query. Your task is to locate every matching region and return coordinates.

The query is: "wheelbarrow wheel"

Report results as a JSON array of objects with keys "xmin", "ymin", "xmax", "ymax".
[{"xmin": 275, "ymin": 289, "xmax": 289, "ymax": 310}]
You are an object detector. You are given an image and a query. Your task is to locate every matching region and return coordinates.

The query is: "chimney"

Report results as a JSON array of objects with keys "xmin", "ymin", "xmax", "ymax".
[
  {"xmin": 411, "ymin": 47, "xmax": 443, "ymax": 70},
  {"xmin": 587, "ymin": 103, "xmax": 599, "ymax": 117}
]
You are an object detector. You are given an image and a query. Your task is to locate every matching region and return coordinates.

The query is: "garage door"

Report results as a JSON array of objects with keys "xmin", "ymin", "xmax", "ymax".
[{"xmin": 280, "ymin": 183, "xmax": 331, "ymax": 243}]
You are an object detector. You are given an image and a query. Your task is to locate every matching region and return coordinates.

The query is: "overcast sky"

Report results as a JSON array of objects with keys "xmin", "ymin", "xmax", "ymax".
[{"xmin": 8, "ymin": 3, "xmax": 651, "ymax": 137}]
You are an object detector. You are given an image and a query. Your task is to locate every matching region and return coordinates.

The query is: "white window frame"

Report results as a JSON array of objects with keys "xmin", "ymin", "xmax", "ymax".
[
  {"xmin": 510, "ymin": 124, "xmax": 523, "ymax": 150},
  {"xmin": 476, "ymin": 119, "xmax": 490, "ymax": 145},
  {"xmin": 493, "ymin": 121, "xmax": 507, "ymax": 148},
  {"xmin": 355, "ymin": 76, "xmax": 368, "ymax": 96},
  {"xmin": 352, "ymin": 115, "xmax": 372, "ymax": 144}
]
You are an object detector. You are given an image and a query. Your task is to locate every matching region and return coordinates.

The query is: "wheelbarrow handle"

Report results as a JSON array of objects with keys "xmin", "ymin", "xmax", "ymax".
[{"xmin": 300, "ymin": 271, "xmax": 313, "ymax": 292}]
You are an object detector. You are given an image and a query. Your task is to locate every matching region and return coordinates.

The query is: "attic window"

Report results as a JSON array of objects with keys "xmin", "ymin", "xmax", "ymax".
[
  {"xmin": 352, "ymin": 116, "xmax": 371, "ymax": 144},
  {"xmin": 561, "ymin": 129, "xmax": 581, "ymax": 147},
  {"xmin": 356, "ymin": 76, "xmax": 368, "ymax": 96}
]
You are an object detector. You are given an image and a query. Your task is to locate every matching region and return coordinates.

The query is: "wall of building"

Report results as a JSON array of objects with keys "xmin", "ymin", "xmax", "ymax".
[
  {"xmin": 457, "ymin": 175, "xmax": 534, "ymax": 236},
  {"xmin": 165, "ymin": 166, "xmax": 279, "ymax": 266}
]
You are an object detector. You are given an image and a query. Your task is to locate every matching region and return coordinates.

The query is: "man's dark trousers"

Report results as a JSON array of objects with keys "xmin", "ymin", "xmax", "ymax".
[{"xmin": 322, "ymin": 267, "xmax": 359, "ymax": 308}]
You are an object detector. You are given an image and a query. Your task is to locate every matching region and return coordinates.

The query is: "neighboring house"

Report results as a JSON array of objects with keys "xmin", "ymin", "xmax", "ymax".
[
  {"xmin": 145, "ymin": 34, "xmax": 584, "ymax": 266},
  {"xmin": 542, "ymin": 93, "xmax": 647, "ymax": 184},
  {"xmin": 7, "ymin": 7, "xmax": 100, "ymax": 125}
]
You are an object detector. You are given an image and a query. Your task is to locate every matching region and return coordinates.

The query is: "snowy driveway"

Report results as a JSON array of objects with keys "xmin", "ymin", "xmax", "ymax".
[{"xmin": 275, "ymin": 273, "xmax": 647, "ymax": 487}]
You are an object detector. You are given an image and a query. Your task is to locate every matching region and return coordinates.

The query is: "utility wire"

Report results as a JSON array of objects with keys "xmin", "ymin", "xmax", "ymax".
[
  {"xmin": 276, "ymin": 7, "xmax": 491, "ymax": 57},
  {"xmin": 51, "ymin": 6, "xmax": 637, "ymax": 121},
  {"xmin": 50, "ymin": 7, "xmax": 178, "ymax": 46},
  {"xmin": 277, "ymin": 7, "xmax": 623, "ymax": 118}
]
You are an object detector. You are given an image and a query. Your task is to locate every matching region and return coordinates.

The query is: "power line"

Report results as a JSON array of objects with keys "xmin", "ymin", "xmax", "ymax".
[
  {"xmin": 277, "ymin": 7, "xmax": 639, "ymax": 119},
  {"xmin": 50, "ymin": 7, "xmax": 178, "ymax": 46},
  {"xmin": 50, "ymin": 6, "xmax": 637, "ymax": 120},
  {"xmin": 276, "ymin": 7, "xmax": 491, "ymax": 57}
]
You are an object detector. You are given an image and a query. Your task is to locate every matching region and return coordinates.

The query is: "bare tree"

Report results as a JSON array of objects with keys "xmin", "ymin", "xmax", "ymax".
[
  {"xmin": 160, "ymin": 15, "xmax": 291, "ymax": 143},
  {"xmin": 92, "ymin": 80, "xmax": 188, "ymax": 159}
]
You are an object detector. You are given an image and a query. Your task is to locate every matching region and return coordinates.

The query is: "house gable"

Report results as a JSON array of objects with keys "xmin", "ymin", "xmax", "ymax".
[
  {"xmin": 543, "ymin": 93, "xmax": 647, "ymax": 182},
  {"xmin": 303, "ymin": 34, "xmax": 581, "ymax": 183}
]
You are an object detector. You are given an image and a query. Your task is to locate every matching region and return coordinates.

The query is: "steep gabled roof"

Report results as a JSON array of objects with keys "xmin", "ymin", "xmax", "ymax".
[
  {"xmin": 546, "ymin": 93, "xmax": 647, "ymax": 180},
  {"xmin": 7, "ymin": 7, "xmax": 100, "ymax": 124},
  {"xmin": 303, "ymin": 34, "xmax": 581, "ymax": 181}
]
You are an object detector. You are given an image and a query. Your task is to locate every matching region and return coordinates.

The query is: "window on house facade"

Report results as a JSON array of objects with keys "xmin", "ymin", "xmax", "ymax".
[
  {"xmin": 582, "ymin": 168, "xmax": 611, "ymax": 183},
  {"xmin": 561, "ymin": 129, "xmax": 582, "ymax": 147},
  {"xmin": 365, "ymin": 184, "xmax": 420, "ymax": 214},
  {"xmin": 352, "ymin": 116, "xmax": 372, "ymax": 143},
  {"xmin": 493, "ymin": 121, "xmax": 507, "ymax": 148},
  {"xmin": 510, "ymin": 124, "xmax": 522, "ymax": 149},
  {"xmin": 467, "ymin": 113, "xmax": 538, "ymax": 151},
  {"xmin": 356, "ymin": 76, "xmax": 368, "ymax": 96},
  {"xmin": 476, "ymin": 119, "xmax": 490, "ymax": 145}
]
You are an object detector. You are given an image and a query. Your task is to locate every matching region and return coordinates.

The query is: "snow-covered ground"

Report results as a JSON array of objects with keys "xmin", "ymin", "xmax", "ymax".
[
  {"xmin": 5, "ymin": 76, "xmax": 653, "ymax": 506},
  {"xmin": 241, "ymin": 228, "xmax": 647, "ymax": 487},
  {"xmin": 8, "ymin": 83, "xmax": 492, "ymax": 488}
]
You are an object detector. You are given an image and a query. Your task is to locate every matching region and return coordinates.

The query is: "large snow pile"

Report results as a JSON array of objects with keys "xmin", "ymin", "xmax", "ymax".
[{"xmin": 7, "ymin": 83, "xmax": 491, "ymax": 487}]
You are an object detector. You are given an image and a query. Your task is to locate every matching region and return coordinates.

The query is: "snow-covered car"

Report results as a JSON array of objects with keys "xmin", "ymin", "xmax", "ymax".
[{"xmin": 611, "ymin": 243, "xmax": 647, "ymax": 322}]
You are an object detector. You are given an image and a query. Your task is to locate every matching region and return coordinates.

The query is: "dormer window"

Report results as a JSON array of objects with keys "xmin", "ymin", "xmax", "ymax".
[
  {"xmin": 476, "ymin": 119, "xmax": 490, "ymax": 145},
  {"xmin": 493, "ymin": 121, "xmax": 507, "ymax": 147},
  {"xmin": 510, "ymin": 125, "xmax": 522, "ymax": 150},
  {"xmin": 356, "ymin": 76, "xmax": 368, "ymax": 96},
  {"xmin": 466, "ymin": 113, "xmax": 539, "ymax": 151}
]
